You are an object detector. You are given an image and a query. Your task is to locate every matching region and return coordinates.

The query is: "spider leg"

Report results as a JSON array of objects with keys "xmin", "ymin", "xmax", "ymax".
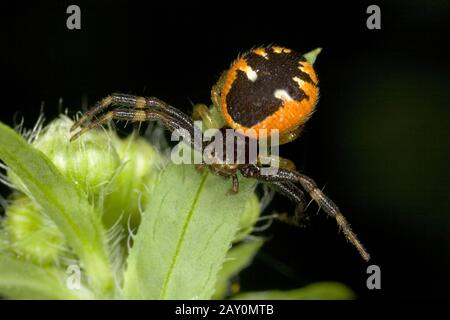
[
  {"xmin": 295, "ymin": 174, "xmax": 370, "ymax": 261},
  {"xmin": 71, "ymin": 106, "xmax": 201, "ymax": 149},
  {"xmin": 240, "ymin": 165, "xmax": 370, "ymax": 261},
  {"xmin": 269, "ymin": 181, "xmax": 308, "ymax": 225},
  {"xmin": 70, "ymin": 94, "xmax": 204, "ymax": 151},
  {"xmin": 71, "ymin": 95, "xmax": 116, "ymax": 131},
  {"xmin": 258, "ymin": 154, "xmax": 297, "ymax": 171},
  {"xmin": 72, "ymin": 108, "xmax": 172, "ymax": 139},
  {"xmin": 70, "ymin": 110, "xmax": 116, "ymax": 141},
  {"xmin": 71, "ymin": 93, "xmax": 194, "ymax": 134},
  {"xmin": 192, "ymin": 103, "xmax": 220, "ymax": 129}
]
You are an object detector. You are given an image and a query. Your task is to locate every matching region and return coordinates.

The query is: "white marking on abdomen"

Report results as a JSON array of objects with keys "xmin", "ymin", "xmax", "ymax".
[
  {"xmin": 293, "ymin": 76, "xmax": 304, "ymax": 89},
  {"xmin": 245, "ymin": 66, "xmax": 258, "ymax": 82},
  {"xmin": 274, "ymin": 89, "xmax": 293, "ymax": 102}
]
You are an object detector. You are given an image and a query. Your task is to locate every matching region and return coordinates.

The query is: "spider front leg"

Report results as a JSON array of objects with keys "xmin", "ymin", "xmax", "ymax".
[
  {"xmin": 71, "ymin": 94, "xmax": 147, "ymax": 132},
  {"xmin": 71, "ymin": 94, "xmax": 194, "ymax": 133},
  {"xmin": 70, "ymin": 94, "xmax": 202, "ymax": 151},
  {"xmin": 240, "ymin": 164, "xmax": 370, "ymax": 261},
  {"xmin": 71, "ymin": 107, "xmax": 180, "ymax": 141}
]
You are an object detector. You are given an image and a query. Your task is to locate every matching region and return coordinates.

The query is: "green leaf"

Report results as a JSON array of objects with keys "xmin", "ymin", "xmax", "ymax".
[
  {"xmin": 0, "ymin": 253, "xmax": 92, "ymax": 299},
  {"xmin": 213, "ymin": 237, "xmax": 264, "ymax": 299},
  {"xmin": 234, "ymin": 194, "xmax": 261, "ymax": 242},
  {"xmin": 0, "ymin": 122, "xmax": 114, "ymax": 297},
  {"xmin": 233, "ymin": 282, "xmax": 355, "ymax": 300},
  {"xmin": 122, "ymin": 163, "xmax": 256, "ymax": 299}
]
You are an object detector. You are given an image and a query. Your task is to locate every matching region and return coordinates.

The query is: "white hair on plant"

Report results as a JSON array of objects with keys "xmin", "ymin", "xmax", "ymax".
[{"xmin": 105, "ymin": 211, "xmax": 127, "ymax": 281}]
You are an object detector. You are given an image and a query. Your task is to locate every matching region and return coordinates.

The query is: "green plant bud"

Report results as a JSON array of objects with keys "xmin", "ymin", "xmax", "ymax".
[
  {"xmin": 3, "ymin": 195, "xmax": 66, "ymax": 264},
  {"xmin": 28, "ymin": 116, "xmax": 121, "ymax": 194},
  {"xmin": 233, "ymin": 193, "xmax": 261, "ymax": 242},
  {"xmin": 103, "ymin": 133, "xmax": 165, "ymax": 228}
]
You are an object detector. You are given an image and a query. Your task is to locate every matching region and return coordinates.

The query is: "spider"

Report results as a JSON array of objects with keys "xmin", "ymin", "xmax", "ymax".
[{"xmin": 70, "ymin": 46, "xmax": 370, "ymax": 261}]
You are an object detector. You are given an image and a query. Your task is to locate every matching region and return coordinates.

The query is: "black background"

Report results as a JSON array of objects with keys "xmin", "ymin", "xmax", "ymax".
[{"xmin": 2, "ymin": 1, "xmax": 449, "ymax": 299}]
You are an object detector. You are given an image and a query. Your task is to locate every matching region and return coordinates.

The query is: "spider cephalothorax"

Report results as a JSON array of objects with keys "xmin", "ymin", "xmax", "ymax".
[{"xmin": 70, "ymin": 46, "xmax": 370, "ymax": 261}]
